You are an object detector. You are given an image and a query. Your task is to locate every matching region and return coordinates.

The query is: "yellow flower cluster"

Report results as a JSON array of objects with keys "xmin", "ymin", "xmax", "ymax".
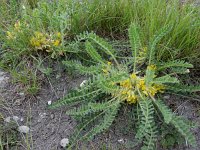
[
  {"xmin": 118, "ymin": 73, "xmax": 138, "ymax": 104},
  {"xmin": 116, "ymin": 72, "xmax": 165, "ymax": 104},
  {"xmin": 102, "ymin": 61, "xmax": 112, "ymax": 74},
  {"xmin": 6, "ymin": 31, "xmax": 15, "ymax": 40},
  {"xmin": 139, "ymin": 46, "xmax": 147, "ymax": 57},
  {"xmin": 136, "ymin": 78, "xmax": 165, "ymax": 96},
  {"xmin": 30, "ymin": 31, "xmax": 61, "ymax": 52},
  {"xmin": 137, "ymin": 47, "xmax": 147, "ymax": 63},
  {"xmin": 147, "ymin": 64, "xmax": 157, "ymax": 70},
  {"xmin": 14, "ymin": 21, "xmax": 21, "ymax": 31},
  {"xmin": 6, "ymin": 21, "xmax": 21, "ymax": 40}
]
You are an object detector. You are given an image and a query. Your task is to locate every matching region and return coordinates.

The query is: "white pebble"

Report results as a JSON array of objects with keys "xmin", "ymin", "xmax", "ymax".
[
  {"xmin": 186, "ymin": 69, "xmax": 190, "ymax": 73},
  {"xmin": 39, "ymin": 113, "xmax": 47, "ymax": 118},
  {"xmin": 118, "ymin": 138, "xmax": 125, "ymax": 144},
  {"xmin": 60, "ymin": 138, "xmax": 69, "ymax": 147},
  {"xmin": 19, "ymin": 92, "xmax": 25, "ymax": 96},
  {"xmin": 47, "ymin": 101, "xmax": 52, "ymax": 105},
  {"xmin": 13, "ymin": 116, "xmax": 20, "ymax": 122},
  {"xmin": 5, "ymin": 117, "xmax": 11, "ymax": 123},
  {"xmin": 163, "ymin": 95, "xmax": 170, "ymax": 99},
  {"xmin": 18, "ymin": 126, "xmax": 30, "ymax": 133},
  {"xmin": 20, "ymin": 117, "xmax": 24, "ymax": 122},
  {"xmin": 80, "ymin": 80, "xmax": 87, "ymax": 87}
]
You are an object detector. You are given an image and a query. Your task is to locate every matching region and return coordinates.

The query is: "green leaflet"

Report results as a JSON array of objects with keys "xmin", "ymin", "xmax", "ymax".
[
  {"xmin": 166, "ymin": 84, "xmax": 200, "ymax": 93},
  {"xmin": 136, "ymin": 100, "xmax": 157, "ymax": 150},
  {"xmin": 66, "ymin": 101, "xmax": 115, "ymax": 116},
  {"xmin": 129, "ymin": 23, "xmax": 141, "ymax": 72},
  {"xmin": 148, "ymin": 25, "xmax": 172, "ymax": 64},
  {"xmin": 171, "ymin": 116, "xmax": 197, "ymax": 147},
  {"xmin": 62, "ymin": 60, "xmax": 102, "ymax": 75},
  {"xmin": 145, "ymin": 66, "xmax": 156, "ymax": 86},
  {"xmin": 77, "ymin": 32, "xmax": 119, "ymax": 65},
  {"xmin": 68, "ymin": 100, "xmax": 121, "ymax": 149},
  {"xmin": 85, "ymin": 41, "xmax": 105, "ymax": 64},
  {"xmin": 83, "ymin": 101, "xmax": 120, "ymax": 141},
  {"xmin": 153, "ymin": 100, "xmax": 173, "ymax": 124},
  {"xmin": 157, "ymin": 60, "xmax": 193, "ymax": 71},
  {"xmin": 153, "ymin": 75, "xmax": 179, "ymax": 84}
]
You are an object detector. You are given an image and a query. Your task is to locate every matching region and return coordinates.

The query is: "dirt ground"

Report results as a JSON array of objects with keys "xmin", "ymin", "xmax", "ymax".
[{"xmin": 1, "ymin": 67, "xmax": 200, "ymax": 150}]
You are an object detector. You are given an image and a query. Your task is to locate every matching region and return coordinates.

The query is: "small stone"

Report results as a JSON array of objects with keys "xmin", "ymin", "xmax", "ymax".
[
  {"xmin": 56, "ymin": 74, "xmax": 61, "ymax": 79},
  {"xmin": 60, "ymin": 138, "xmax": 69, "ymax": 147},
  {"xmin": 186, "ymin": 69, "xmax": 190, "ymax": 73},
  {"xmin": 118, "ymin": 138, "xmax": 125, "ymax": 144},
  {"xmin": 0, "ymin": 74, "xmax": 8, "ymax": 88},
  {"xmin": 80, "ymin": 80, "xmax": 87, "ymax": 87},
  {"xmin": 0, "ymin": 71, "xmax": 4, "ymax": 76},
  {"xmin": 5, "ymin": 117, "xmax": 11, "ymax": 123},
  {"xmin": 13, "ymin": 116, "xmax": 20, "ymax": 122},
  {"xmin": 36, "ymin": 96, "xmax": 41, "ymax": 100},
  {"xmin": 14, "ymin": 99, "xmax": 22, "ymax": 106},
  {"xmin": 50, "ymin": 114, "xmax": 55, "ymax": 119},
  {"xmin": 37, "ymin": 113, "xmax": 47, "ymax": 122},
  {"xmin": 47, "ymin": 101, "xmax": 52, "ymax": 105},
  {"xmin": 18, "ymin": 92, "xmax": 25, "ymax": 96},
  {"xmin": 20, "ymin": 117, "xmax": 24, "ymax": 122},
  {"xmin": 18, "ymin": 126, "xmax": 30, "ymax": 133},
  {"xmin": 22, "ymin": 5, "xmax": 26, "ymax": 9},
  {"xmin": 0, "ymin": 76, "xmax": 5, "ymax": 82},
  {"xmin": 163, "ymin": 95, "xmax": 170, "ymax": 99},
  {"xmin": 39, "ymin": 113, "xmax": 47, "ymax": 118}
]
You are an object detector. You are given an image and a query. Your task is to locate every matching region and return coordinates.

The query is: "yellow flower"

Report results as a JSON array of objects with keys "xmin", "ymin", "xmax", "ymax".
[
  {"xmin": 107, "ymin": 61, "xmax": 112, "ymax": 65},
  {"xmin": 120, "ymin": 79, "xmax": 132, "ymax": 89},
  {"xmin": 58, "ymin": 50, "xmax": 64, "ymax": 56},
  {"xmin": 102, "ymin": 68, "xmax": 109, "ymax": 74},
  {"xmin": 56, "ymin": 32, "xmax": 61, "ymax": 38},
  {"xmin": 111, "ymin": 82, "xmax": 115, "ymax": 86},
  {"xmin": 30, "ymin": 37, "xmax": 40, "ymax": 47},
  {"xmin": 137, "ymin": 79, "xmax": 145, "ymax": 90},
  {"xmin": 6, "ymin": 31, "xmax": 15, "ymax": 40},
  {"xmin": 147, "ymin": 87, "xmax": 157, "ymax": 96},
  {"xmin": 153, "ymin": 84, "xmax": 165, "ymax": 93},
  {"xmin": 117, "ymin": 89, "xmax": 138, "ymax": 104},
  {"xmin": 34, "ymin": 31, "xmax": 43, "ymax": 38},
  {"xmin": 30, "ymin": 31, "xmax": 51, "ymax": 50},
  {"xmin": 130, "ymin": 73, "xmax": 137, "ymax": 80},
  {"xmin": 126, "ymin": 91, "xmax": 137, "ymax": 104},
  {"xmin": 137, "ymin": 79, "xmax": 165, "ymax": 96},
  {"xmin": 139, "ymin": 46, "xmax": 147, "ymax": 56},
  {"xmin": 121, "ymin": 89, "xmax": 128, "ymax": 95},
  {"xmin": 147, "ymin": 65, "xmax": 157, "ymax": 70},
  {"xmin": 143, "ymin": 47, "xmax": 147, "ymax": 52},
  {"xmin": 53, "ymin": 40, "xmax": 60, "ymax": 46},
  {"xmin": 14, "ymin": 21, "xmax": 21, "ymax": 31}
]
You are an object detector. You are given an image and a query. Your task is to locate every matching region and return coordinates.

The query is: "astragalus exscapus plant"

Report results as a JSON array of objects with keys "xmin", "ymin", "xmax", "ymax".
[{"xmin": 50, "ymin": 23, "xmax": 199, "ymax": 149}]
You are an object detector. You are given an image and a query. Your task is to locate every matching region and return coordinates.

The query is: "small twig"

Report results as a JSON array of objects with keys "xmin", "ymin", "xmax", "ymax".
[
  {"xmin": 47, "ymin": 77, "xmax": 59, "ymax": 99},
  {"xmin": 173, "ymin": 100, "xmax": 189, "ymax": 113}
]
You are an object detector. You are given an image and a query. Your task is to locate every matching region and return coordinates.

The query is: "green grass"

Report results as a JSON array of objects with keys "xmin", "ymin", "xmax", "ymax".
[
  {"xmin": 1, "ymin": 0, "xmax": 199, "ymax": 62},
  {"xmin": 0, "ymin": 116, "xmax": 19, "ymax": 149},
  {"xmin": 62, "ymin": 0, "xmax": 200, "ymax": 62}
]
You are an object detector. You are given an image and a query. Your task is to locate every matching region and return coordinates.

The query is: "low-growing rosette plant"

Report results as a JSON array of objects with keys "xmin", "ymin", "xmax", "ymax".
[{"xmin": 49, "ymin": 24, "xmax": 200, "ymax": 149}]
